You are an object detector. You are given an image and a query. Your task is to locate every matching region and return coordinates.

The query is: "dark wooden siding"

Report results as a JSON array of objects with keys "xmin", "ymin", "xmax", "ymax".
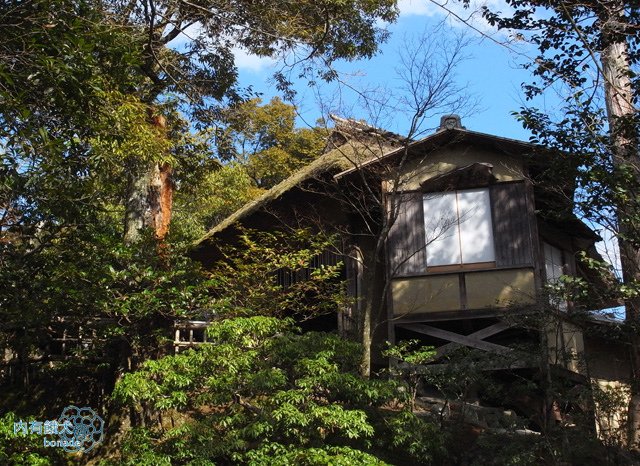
[
  {"xmin": 387, "ymin": 193, "xmax": 426, "ymax": 276},
  {"xmin": 490, "ymin": 182, "xmax": 533, "ymax": 267},
  {"xmin": 276, "ymin": 249, "xmax": 343, "ymax": 288},
  {"xmin": 342, "ymin": 247, "xmax": 361, "ymax": 334}
]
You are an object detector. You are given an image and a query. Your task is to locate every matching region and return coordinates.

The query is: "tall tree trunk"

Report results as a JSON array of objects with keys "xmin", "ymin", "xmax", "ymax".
[
  {"xmin": 120, "ymin": 113, "xmax": 173, "ymax": 429},
  {"xmin": 360, "ymin": 252, "xmax": 375, "ymax": 378},
  {"xmin": 123, "ymin": 114, "xmax": 173, "ymax": 244},
  {"xmin": 601, "ymin": 14, "xmax": 640, "ymax": 450}
]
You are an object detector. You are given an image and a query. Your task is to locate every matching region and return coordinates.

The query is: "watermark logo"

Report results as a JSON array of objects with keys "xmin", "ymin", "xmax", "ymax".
[
  {"xmin": 13, "ymin": 405, "xmax": 104, "ymax": 453},
  {"xmin": 57, "ymin": 405, "xmax": 104, "ymax": 453}
]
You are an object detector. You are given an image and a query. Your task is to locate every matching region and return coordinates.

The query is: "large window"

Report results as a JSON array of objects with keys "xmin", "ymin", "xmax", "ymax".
[{"xmin": 423, "ymin": 188, "xmax": 495, "ymax": 267}]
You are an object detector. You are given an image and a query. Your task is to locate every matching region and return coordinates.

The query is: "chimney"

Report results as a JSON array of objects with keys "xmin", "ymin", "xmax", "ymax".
[{"xmin": 437, "ymin": 114, "xmax": 465, "ymax": 132}]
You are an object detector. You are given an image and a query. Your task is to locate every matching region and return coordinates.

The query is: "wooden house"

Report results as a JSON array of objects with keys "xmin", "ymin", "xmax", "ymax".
[{"xmin": 192, "ymin": 115, "xmax": 630, "ymax": 426}]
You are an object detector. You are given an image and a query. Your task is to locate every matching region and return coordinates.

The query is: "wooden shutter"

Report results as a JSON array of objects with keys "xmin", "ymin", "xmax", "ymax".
[
  {"xmin": 490, "ymin": 182, "xmax": 533, "ymax": 266},
  {"xmin": 387, "ymin": 193, "xmax": 426, "ymax": 276}
]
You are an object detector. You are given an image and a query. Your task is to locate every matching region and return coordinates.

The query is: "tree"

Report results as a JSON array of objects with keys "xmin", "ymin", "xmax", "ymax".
[
  {"xmin": 171, "ymin": 97, "xmax": 327, "ymax": 237},
  {"xmin": 101, "ymin": 227, "xmax": 449, "ymax": 464},
  {"xmin": 457, "ymin": 0, "xmax": 640, "ymax": 449},
  {"xmin": 216, "ymin": 97, "xmax": 327, "ymax": 189},
  {"xmin": 173, "ymin": 162, "xmax": 262, "ymax": 237},
  {"xmin": 0, "ymin": 0, "xmax": 400, "ymax": 376},
  {"xmin": 97, "ymin": 0, "xmax": 399, "ymax": 243},
  {"xmin": 321, "ymin": 28, "xmax": 476, "ymax": 377},
  {"xmin": 0, "ymin": 0, "xmax": 150, "ymax": 387}
]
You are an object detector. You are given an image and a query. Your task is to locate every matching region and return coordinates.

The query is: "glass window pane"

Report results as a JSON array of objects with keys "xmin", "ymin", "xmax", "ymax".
[
  {"xmin": 544, "ymin": 242, "xmax": 568, "ymax": 311},
  {"xmin": 424, "ymin": 192, "xmax": 460, "ymax": 266},
  {"xmin": 457, "ymin": 189, "xmax": 496, "ymax": 263}
]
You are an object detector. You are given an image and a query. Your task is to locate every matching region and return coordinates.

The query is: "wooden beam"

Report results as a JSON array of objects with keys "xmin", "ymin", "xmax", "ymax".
[
  {"xmin": 398, "ymin": 323, "xmax": 512, "ymax": 354},
  {"xmin": 398, "ymin": 359, "xmax": 532, "ymax": 373},
  {"xmin": 393, "ymin": 308, "xmax": 529, "ymax": 323},
  {"xmin": 434, "ymin": 321, "xmax": 513, "ymax": 358}
]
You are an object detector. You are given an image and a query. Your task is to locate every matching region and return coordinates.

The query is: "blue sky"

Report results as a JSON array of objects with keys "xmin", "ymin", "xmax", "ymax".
[{"xmin": 231, "ymin": 0, "xmax": 550, "ymax": 141}]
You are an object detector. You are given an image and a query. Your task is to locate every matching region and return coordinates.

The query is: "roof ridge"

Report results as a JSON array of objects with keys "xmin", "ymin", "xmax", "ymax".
[{"xmin": 329, "ymin": 114, "xmax": 409, "ymax": 145}]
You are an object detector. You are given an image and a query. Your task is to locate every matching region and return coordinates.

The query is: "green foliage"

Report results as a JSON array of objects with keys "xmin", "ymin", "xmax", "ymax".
[
  {"xmin": 89, "ymin": 91, "xmax": 174, "ymax": 166},
  {"xmin": 173, "ymin": 98, "xmax": 328, "ymax": 237},
  {"xmin": 592, "ymin": 382, "xmax": 632, "ymax": 449},
  {"xmin": 0, "ymin": 0, "xmax": 424, "ymax": 464},
  {"xmin": 110, "ymin": 316, "xmax": 418, "ymax": 464},
  {"xmin": 216, "ymin": 98, "xmax": 327, "ymax": 188},
  {"xmin": 514, "ymin": 105, "xmax": 638, "ymax": 305},
  {"xmin": 109, "ymin": 315, "xmax": 448, "ymax": 464},
  {"xmin": 109, "ymin": 428, "xmax": 172, "ymax": 466},
  {"xmin": 384, "ymin": 340, "xmax": 435, "ymax": 407},
  {"xmin": 0, "ymin": 0, "xmax": 147, "ymax": 238},
  {"xmin": 0, "ymin": 0, "xmax": 144, "ymax": 129},
  {"xmin": 173, "ymin": 163, "xmax": 264, "ymax": 238},
  {"xmin": 467, "ymin": 432, "xmax": 543, "ymax": 466},
  {"xmin": 241, "ymin": 443, "xmax": 389, "ymax": 465},
  {"xmin": 384, "ymin": 339, "xmax": 435, "ymax": 366},
  {"xmin": 379, "ymin": 409, "xmax": 448, "ymax": 464},
  {"xmin": 0, "ymin": 0, "xmax": 219, "ymax": 373},
  {"xmin": 0, "ymin": 220, "xmax": 221, "ymax": 405},
  {"xmin": 100, "ymin": 0, "xmax": 398, "ymax": 119},
  {"xmin": 474, "ymin": 0, "xmax": 640, "ymax": 308},
  {"xmin": 0, "ymin": 0, "xmax": 400, "ymax": 383},
  {"xmin": 204, "ymin": 228, "xmax": 349, "ymax": 319},
  {"xmin": 169, "ymin": 96, "xmax": 329, "ymax": 238},
  {"xmin": 467, "ymin": 2, "xmax": 640, "ymax": 454}
]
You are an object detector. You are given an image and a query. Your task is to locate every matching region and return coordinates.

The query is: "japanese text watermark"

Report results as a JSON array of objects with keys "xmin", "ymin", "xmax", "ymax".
[{"xmin": 13, "ymin": 405, "xmax": 104, "ymax": 453}]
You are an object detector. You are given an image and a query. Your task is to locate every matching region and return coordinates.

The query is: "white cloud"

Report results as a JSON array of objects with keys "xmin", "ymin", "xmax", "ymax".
[
  {"xmin": 232, "ymin": 48, "xmax": 276, "ymax": 73},
  {"xmin": 397, "ymin": 0, "xmax": 440, "ymax": 17},
  {"xmin": 398, "ymin": 0, "xmax": 517, "ymax": 36}
]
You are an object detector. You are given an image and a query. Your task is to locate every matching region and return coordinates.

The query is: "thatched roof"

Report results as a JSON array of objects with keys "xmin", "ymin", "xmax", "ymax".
[
  {"xmin": 194, "ymin": 136, "xmax": 399, "ymax": 246},
  {"xmin": 328, "ymin": 114, "xmax": 408, "ymax": 147}
]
